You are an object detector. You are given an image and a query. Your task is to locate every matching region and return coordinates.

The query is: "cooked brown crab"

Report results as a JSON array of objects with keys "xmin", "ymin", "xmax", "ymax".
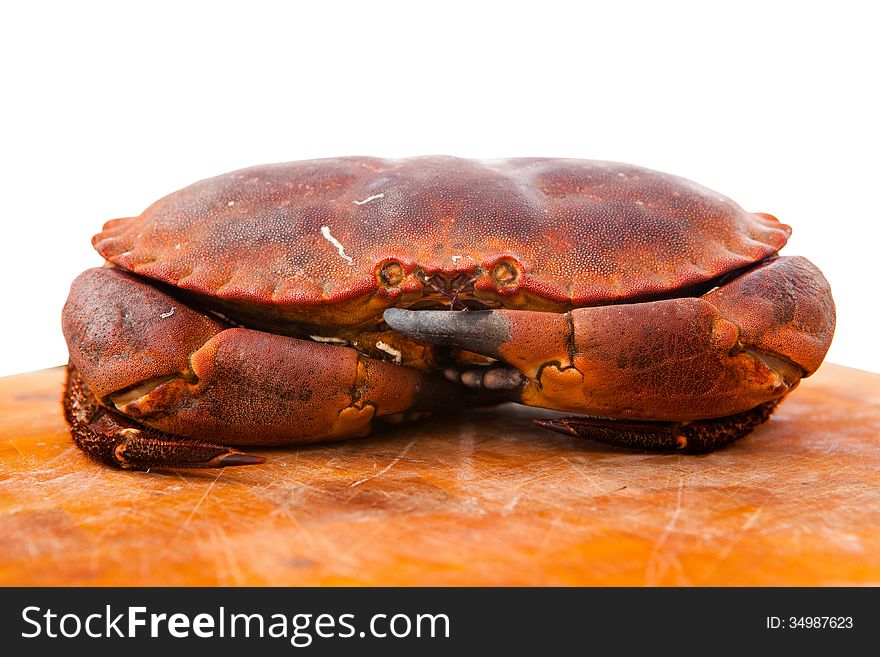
[{"xmin": 62, "ymin": 156, "xmax": 835, "ymax": 469}]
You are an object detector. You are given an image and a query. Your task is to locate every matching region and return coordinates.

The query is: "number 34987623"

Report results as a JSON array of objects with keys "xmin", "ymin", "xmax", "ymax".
[{"xmin": 766, "ymin": 617, "xmax": 853, "ymax": 629}]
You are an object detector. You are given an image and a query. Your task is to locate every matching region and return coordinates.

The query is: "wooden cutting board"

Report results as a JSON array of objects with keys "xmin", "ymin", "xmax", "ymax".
[{"xmin": 0, "ymin": 363, "xmax": 878, "ymax": 586}]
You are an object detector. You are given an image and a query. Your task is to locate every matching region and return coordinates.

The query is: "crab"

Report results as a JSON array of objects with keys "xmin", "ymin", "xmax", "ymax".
[{"xmin": 61, "ymin": 156, "xmax": 835, "ymax": 470}]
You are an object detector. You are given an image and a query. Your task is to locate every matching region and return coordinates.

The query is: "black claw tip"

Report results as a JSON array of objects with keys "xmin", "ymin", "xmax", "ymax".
[
  {"xmin": 382, "ymin": 307, "xmax": 410, "ymax": 326},
  {"xmin": 218, "ymin": 452, "xmax": 266, "ymax": 466},
  {"xmin": 383, "ymin": 307, "xmax": 509, "ymax": 357}
]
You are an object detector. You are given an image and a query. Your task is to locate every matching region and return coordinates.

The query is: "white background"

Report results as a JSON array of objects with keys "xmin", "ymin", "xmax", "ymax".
[{"xmin": 1, "ymin": 1, "xmax": 877, "ymax": 376}]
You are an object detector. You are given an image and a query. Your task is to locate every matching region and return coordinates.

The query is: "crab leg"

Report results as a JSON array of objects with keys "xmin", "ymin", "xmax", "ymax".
[
  {"xmin": 64, "ymin": 365, "xmax": 265, "ymax": 468},
  {"xmin": 532, "ymin": 400, "xmax": 782, "ymax": 453},
  {"xmin": 385, "ymin": 256, "xmax": 835, "ymax": 451},
  {"xmin": 63, "ymin": 268, "xmax": 458, "ymax": 469}
]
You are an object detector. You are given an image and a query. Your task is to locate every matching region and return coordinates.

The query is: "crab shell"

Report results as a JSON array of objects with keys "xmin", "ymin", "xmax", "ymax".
[
  {"xmin": 91, "ymin": 157, "xmax": 792, "ymax": 326},
  {"xmin": 62, "ymin": 156, "xmax": 835, "ymax": 468}
]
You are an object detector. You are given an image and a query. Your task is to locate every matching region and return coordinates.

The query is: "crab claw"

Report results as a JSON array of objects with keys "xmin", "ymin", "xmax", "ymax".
[
  {"xmin": 385, "ymin": 256, "xmax": 835, "ymax": 428},
  {"xmin": 383, "ymin": 308, "xmax": 508, "ymax": 360},
  {"xmin": 64, "ymin": 365, "xmax": 266, "ymax": 470},
  {"xmin": 62, "ymin": 267, "xmax": 467, "ymax": 469}
]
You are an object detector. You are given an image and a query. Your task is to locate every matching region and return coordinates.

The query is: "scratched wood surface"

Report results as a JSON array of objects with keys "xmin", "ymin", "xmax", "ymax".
[{"xmin": 0, "ymin": 363, "xmax": 878, "ymax": 586}]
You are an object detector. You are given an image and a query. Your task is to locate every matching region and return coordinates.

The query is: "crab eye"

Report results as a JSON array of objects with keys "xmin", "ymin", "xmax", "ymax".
[
  {"xmin": 378, "ymin": 261, "xmax": 405, "ymax": 287},
  {"xmin": 491, "ymin": 259, "xmax": 520, "ymax": 286}
]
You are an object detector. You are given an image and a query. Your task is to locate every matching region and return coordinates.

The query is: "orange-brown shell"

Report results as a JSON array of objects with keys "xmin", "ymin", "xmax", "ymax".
[{"xmin": 93, "ymin": 156, "xmax": 790, "ymax": 312}]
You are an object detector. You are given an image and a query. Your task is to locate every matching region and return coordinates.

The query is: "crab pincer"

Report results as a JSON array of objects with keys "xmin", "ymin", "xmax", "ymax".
[
  {"xmin": 384, "ymin": 255, "xmax": 834, "ymax": 452},
  {"xmin": 64, "ymin": 365, "xmax": 266, "ymax": 469},
  {"xmin": 63, "ymin": 267, "xmax": 461, "ymax": 470}
]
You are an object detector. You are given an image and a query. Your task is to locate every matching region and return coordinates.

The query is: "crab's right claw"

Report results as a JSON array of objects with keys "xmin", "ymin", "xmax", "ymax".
[
  {"xmin": 385, "ymin": 256, "xmax": 835, "ymax": 432},
  {"xmin": 62, "ymin": 267, "xmax": 464, "ymax": 470},
  {"xmin": 64, "ymin": 364, "xmax": 267, "ymax": 470}
]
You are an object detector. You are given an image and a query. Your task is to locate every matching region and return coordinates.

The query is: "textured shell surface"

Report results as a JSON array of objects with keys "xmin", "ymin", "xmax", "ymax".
[{"xmin": 93, "ymin": 156, "xmax": 790, "ymax": 311}]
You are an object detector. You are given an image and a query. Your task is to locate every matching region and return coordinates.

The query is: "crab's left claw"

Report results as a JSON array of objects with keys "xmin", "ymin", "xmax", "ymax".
[{"xmin": 385, "ymin": 256, "xmax": 835, "ymax": 451}]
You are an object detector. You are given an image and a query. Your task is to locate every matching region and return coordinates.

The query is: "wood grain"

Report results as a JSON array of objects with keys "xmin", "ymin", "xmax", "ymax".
[{"xmin": 1, "ymin": 363, "xmax": 878, "ymax": 586}]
